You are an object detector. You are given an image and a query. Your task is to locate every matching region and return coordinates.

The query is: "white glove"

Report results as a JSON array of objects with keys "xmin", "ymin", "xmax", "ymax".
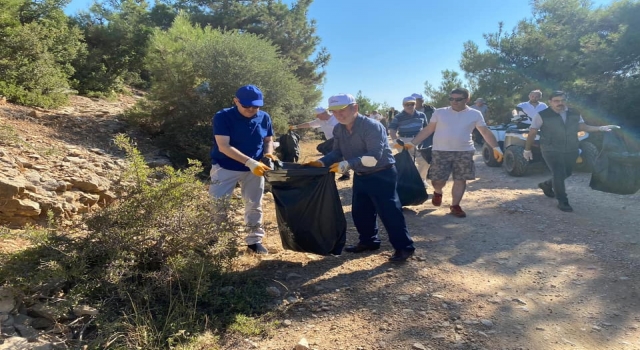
[
  {"xmin": 244, "ymin": 158, "xmax": 270, "ymax": 176},
  {"xmin": 330, "ymin": 161, "xmax": 349, "ymax": 174},
  {"xmin": 599, "ymin": 125, "xmax": 620, "ymax": 132},
  {"xmin": 361, "ymin": 156, "xmax": 378, "ymax": 167},
  {"xmin": 523, "ymin": 149, "xmax": 533, "ymax": 161}
]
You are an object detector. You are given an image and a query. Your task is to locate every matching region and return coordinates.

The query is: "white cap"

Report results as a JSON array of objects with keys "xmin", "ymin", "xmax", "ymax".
[
  {"xmin": 314, "ymin": 107, "xmax": 327, "ymax": 114},
  {"xmin": 327, "ymin": 93, "xmax": 356, "ymax": 111}
]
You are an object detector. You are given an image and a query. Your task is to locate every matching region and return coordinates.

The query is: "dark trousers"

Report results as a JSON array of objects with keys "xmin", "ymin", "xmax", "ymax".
[
  {"xmin": 351, "ymin": 166, "xmax": 414, "ymax": 251},
  {"xmin": 541, "ymin": 150, "xmax": 578, "ymax": 203}
]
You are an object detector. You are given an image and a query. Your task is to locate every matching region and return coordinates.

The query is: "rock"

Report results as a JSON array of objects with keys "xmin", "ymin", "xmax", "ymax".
[
  {"xmin": 0, "ymin": 287, "xmax": 16, "ymax": 313},
  {"xmin": 412, "ymin": 343, "xmax": 428, "ymax": 350},
  {"xmin": 28, "ymin": 304, "xmax": 59, "ymax": 321},
  {"xmin": 31, "ymin": 317, "xmax": 54, "ymax": 329},
  {"xmin": 73, "ymin": 305, "xmax": 98, "ymax": 317},
  {"xmin": 14, "ymin": 323, "xmax": 39, "ymax": 340},
  {"xmin": 283, "ymin": 319, "xmax": 292, "ymax": 327},
  {"xmin": 0, "ymin": 177, "xmax": 25, "ymax": 197},
  {"xmin": 266, "ymin": 287, "xmax": 281, "ymax": 298},
  {"xmin": 295, "ymin": 337, "xmax": 310, "ymax": 350},
  {"xmin": 2, "ymin": 198, "xmax": 41, "ymax": 216},
  {"xmin": 512, "ymin": 298, "xmax": 527, "ymax": 305},
  {"xmin": 480, "ymin": 319, "xmax": 494, "ymax": 327},
  {"xmin": 0, "ymin": 337, "xmax": 29, "ymax": 350}
]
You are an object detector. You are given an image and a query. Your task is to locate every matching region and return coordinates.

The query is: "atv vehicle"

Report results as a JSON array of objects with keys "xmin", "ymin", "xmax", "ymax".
[{"xmin": 481, "ymin": 108, "xmax": 598, "ymax": 176}]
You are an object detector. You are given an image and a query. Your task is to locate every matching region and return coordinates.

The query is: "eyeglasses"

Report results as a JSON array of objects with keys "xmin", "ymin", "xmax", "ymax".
[
  {"xmin": 241, "ymin": 105, "xmax": 260, "ymax": 110},
  {"xmin": 404, "ymin": 103, "xmax": 416, "ymax": 107},
  {"xmin": 448, "ymin": 97, "xmax": 466, "ymax": 102}
]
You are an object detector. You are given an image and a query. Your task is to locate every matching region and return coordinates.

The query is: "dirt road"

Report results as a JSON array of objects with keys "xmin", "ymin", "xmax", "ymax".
[{"xmin": 242, "ymin": 141, "xmax": 640, "ymax": 350}]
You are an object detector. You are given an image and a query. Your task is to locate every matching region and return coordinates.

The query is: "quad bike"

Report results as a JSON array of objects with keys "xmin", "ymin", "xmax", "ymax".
[{"xmin": 481, "ymin": 108, "xmax": 598, "ymax": 176}]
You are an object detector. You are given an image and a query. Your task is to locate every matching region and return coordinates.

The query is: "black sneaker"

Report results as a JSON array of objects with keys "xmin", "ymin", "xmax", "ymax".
[
  {"xmin": 337, "ymin": 173, "xmax": 351, "ymax": 181},
  {"xmin": 389, "ymin": 249, "xmax": 415, "ymax": 262},
  {"xmin": 247, "ymin": 243, "xmax": 269, "ymax": 254},
  {"xmin": 557, "ymin": 201, "xmax": 573, "ymax": 212},
  {"xmin": 538, "ymin": 182, "xmax": 555, "ymax": 198}
]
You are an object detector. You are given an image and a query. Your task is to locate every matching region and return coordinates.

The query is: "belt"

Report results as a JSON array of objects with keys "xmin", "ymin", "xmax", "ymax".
[
  {"xmin": 355, "ymin": 164, "xmax": 393, "ymax": 176},
  {"xmin": 399, "ymin": 133, "xmax": 417, "ymax": 138}
]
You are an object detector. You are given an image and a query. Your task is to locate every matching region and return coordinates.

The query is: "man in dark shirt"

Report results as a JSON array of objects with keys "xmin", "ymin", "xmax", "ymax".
[{"xmin": 304, "ymin": 93, "xmax": 415, "ymax": 262}]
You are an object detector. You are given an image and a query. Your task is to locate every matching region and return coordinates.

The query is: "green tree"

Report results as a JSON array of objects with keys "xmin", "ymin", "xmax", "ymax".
[
  {"xmin": 0, "ymin": 0, "xmax": 85, "ymax": 107},
  {"xmin": 126, "ymin": 13, "xmax": 306, "ymax": 166},
  {"xmin": 355, "ymin": 90, "xmax": 381, "ymax": 115},
  {"xmin": 424, "ymin": 70, "xmax": 466, "ymax": 108}
]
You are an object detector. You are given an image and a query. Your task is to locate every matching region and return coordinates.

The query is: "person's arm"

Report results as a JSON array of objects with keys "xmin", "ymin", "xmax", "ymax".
[
  {"xmin": 411, "ymin": 122, "xmax": 436, "ymax": 145},
  {"xmin": 290, "ymin": 121, "xmax": 314, "ymax": 130},
  {"xmin": 579, "ymin": 123, "xmax": 620, "ymax": 132},
  {"xmin": 215, "ymin": 135, "xmax": 254, "ymax": 164},
  {"xmin": 525, "ymin": 128, "xmax": 538, "ymax": 151},
  {"xmin": 476, "ymin": 126, "xmax": 499, "ymax": 149},
  {"xmin": 388, "ymin": 115, "xmax": 399, "ymax": 139},
  {"xmin": 318, "ymin": 128, "xmax": 344, "ymax": 166},
  {"xmin": 263, "ymin": 136, "xmax": 274, "ymax": 156}
]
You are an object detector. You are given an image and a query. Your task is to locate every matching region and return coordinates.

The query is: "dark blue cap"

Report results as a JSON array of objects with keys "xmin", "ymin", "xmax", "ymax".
[{"xmin": 235, "ymin": 85, "xmax": 264, "ymax": 107}]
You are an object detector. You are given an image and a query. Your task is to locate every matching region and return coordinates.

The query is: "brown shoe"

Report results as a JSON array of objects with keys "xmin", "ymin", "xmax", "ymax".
[
  {"xmin": 449, "ymin": 205, "xmax": 466, "ymax": 218},
  {"xmin": 432, "ymin": 192, "xmax": 443, "ymax": 206}
]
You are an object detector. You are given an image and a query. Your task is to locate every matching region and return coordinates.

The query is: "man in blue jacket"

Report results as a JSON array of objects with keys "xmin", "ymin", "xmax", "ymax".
[
  {"xmin": 209, "ymin": 85, "xmax": 274, "ymax": 254},
  {"xmin": 304, "ymin": 93, "xmax": 415, "ymax": 262}
]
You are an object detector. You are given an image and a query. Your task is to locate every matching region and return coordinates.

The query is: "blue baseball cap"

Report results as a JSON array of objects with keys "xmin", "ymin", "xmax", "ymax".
[{"xmin": 235, "ymin": 85, "xmax": 264, "ymax": 107}]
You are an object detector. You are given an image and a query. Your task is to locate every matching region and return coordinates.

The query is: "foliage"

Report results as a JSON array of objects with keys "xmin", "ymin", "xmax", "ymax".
[
  {"xmin": 424, "ymin": 70, "xmax": 467, "ymax": 108},
  {"xmin": 0, "ymin": 135, "xmax": 268, "ymax": 349},
  {"xmin": 355, "ymin": 90, "xmax": 382, "ymax": 115},
  {"xmin": 0, "ymin": 0, "xmax": 85, "ymax": 107},
  {"xmin": 459, "ymin": 0, "xmax": 640, "ymax": 126},
  {"xmin": 126, "ymin": 13, "xmax": 307, "ymax": 166}
]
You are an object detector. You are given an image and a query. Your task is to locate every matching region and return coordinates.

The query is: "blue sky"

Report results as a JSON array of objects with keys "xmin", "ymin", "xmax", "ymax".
[{"xmin": 65, "ymin": 0, "xmax": 613, "ymax": 110}]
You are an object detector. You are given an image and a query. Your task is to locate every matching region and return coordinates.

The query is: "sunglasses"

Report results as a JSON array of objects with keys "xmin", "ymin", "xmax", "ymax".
[
  {"xmin": 404, "ymin": 103, "xmax": 416, "ymax": 107},
  {"xmin": 241, "ymin": 105, "xmax": 260, "ymax": 110},
  {"xmin": 448, "ymin": 97, "xmax": 466, "ymax": 102}
]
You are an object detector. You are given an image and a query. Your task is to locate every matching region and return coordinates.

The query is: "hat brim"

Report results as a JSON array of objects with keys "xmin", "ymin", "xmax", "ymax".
[
  {"xmin": 239, "ymin": 99, "xmax": 264, "ymax": 107},
  {"xmin": 327, "ymin": 104, "xmax": 349, "ymax": 111}
]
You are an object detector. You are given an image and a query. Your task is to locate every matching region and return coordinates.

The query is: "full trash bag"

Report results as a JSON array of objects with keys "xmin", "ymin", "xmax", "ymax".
[
  {"xmin": 275, "ymin": 130, "xmax": 300, "ymax": 163},
  {"xmin": 394, "ymin": 144, "xmax": 429, "ymax": 206},
  {"xmin": 589, "ymin": 129, "xmax": 640, "ymax": 195},
  {"xmin": 264, "ymin": 163, "xmax": 346, "ymax": 255}
]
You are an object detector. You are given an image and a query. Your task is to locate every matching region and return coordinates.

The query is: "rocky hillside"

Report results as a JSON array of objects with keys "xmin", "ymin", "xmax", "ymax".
[{"xmin": 0, "ymin": 94, "xmax": 169, "ymax": 228}]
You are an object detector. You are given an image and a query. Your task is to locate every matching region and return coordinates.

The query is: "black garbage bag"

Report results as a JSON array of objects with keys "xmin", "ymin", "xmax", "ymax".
[
  {"xmin": 394, "ymin": 142, "xmax": 429, "ymax": 206},
  {"xmin": 264, "ymin": 163, "xmax": 346, "ymax": 255},
  {"xmin": 275, "ymin": 130, "xmax": 300, "ymax": 163},
  {"xmin": 589, "ymin": 129, "xmax": 640, "ymax": 195},
  {"xmin": 316, "ymin": 137, "xmax": 334, "ymax": 155}
]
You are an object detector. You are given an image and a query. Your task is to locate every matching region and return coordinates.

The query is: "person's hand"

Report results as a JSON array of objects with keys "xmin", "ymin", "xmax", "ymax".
[
  {"xmin": 599, "ymin": 125, "xmax": 620, "ymax": 132},
  {"xmin": 330, "ymin": 161, "xmax": 349, "ymax": 174},
  {"xmin": 245, "ymin": 158, "xmax": 271, "ymax": 176},
  {"xmin": 523, "ymin": 149, "xmax": 533, "ymax": 161},
  {"xmin": 264, "ymin": 153, "xmax": 278, "ymax": 161},
  {"xmin": 303, "ymin": 160, "xmax": 324, "ymax": 167},
  {"xmin": 493, "ymin": 147, "xmax": 503, "ymax": 162},
  {"xmin": 289, "ymin": 125, "xmax": 296, "ymax": 131},
  {"xmin": 393, "ymin": 140, "xmax": 415, "ymax": 151}
]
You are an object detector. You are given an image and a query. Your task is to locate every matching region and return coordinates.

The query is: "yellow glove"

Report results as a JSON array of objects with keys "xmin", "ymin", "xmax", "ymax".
[
  {"xmin": 264, "ymin": 153, "xmax": 279, "ymax": 161},
  {"xmin": 329, "ymin": 161, "xmax": 349, "ymax": 173},
  {"xmin": 303, "ymin": 160, "xmax": 324, "ymax": 167},
  {"xmin": 393, "ymin": 140, "xmax": 415, "ymax": 150},
  {"xmin": 244, "ymin": 158, "xmax": 271, "ymax": 176},
  {"xmin": 493, "ymin": 147, "xmax": 503, "ymax": 163}
]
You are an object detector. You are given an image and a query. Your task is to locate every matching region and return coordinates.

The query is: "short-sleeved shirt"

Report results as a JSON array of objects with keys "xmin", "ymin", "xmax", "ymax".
[
  {"xmin": 319, "ymin": 115, "xmax": 395, "ymax": 173},
  {"xmin": 470, "ymin": 104, "xmax": 488, "ymax": 116},
  {"xmin": 530, "ymin": 108, "xmax": 584, "ymax": 129},
  {"xmin": 517, "ymin": 101, "xmax": 548, "ymax": 119},
  {"xmin": 431, "ymin": 107, "xmax": 486, "ymax": 151},
  {"xmin": 388, "ymin": 111, "xmax": 428, "ymax": 137},
  {"xmin": 210, "ymin": 106, "xmax": 274, "ymax": 171},
  {"xmin": 308, "ymin": 115, "xmax": 338, "ymax": 140}
]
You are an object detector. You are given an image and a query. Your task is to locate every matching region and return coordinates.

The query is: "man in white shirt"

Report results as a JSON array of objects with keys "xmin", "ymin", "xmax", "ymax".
[
  {"xmin": 470, "ymin": 98, "xmax": 488, "ymax": 117},
  {"xmin": 402, "ymin": 88, "xmax": 503, "ymax": 218},
  {"xmin": 515, "ymin": 90, "xmax": 547, "ymax": 124},
  {"xmin": 290, "ymin": 107, "xmax": 350, "ymax": 180}
]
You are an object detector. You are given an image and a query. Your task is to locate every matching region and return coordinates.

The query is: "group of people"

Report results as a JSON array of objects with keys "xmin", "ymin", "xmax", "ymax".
[{"xmin": 207, "ymin": 84, "xmax": 620, "ymax": 261}]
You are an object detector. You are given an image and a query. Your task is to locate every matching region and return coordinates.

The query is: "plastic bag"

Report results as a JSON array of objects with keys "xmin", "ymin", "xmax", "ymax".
[
  {"xmin": 316, "ymin": 137, "xmax": 334, "ymax": 155},
  {"xmin": 589, "ymin": 129, "xmax": 640, "ymax": 195},
  {"xmin": 276, "ymin": 130, "xmax": 300, "ymax": 162},
  {"xmin": 264, "ymin": 163, "xmax": 346, "ymax": 255},
  {"xmin": 394, "ymin": 145, "xmax": 429, "ymax": 206}
]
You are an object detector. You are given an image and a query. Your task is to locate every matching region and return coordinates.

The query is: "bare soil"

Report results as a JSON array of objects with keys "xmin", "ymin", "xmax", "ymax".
[{"xmin": 243, "ymin": 140, "xmax": 640, "ymax": 350}]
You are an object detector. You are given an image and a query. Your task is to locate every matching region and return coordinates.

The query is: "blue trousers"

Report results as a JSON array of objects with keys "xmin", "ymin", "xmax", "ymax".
[{"xmin": 351, "ymin": 166, "xmax": 415, "ymax": 251}]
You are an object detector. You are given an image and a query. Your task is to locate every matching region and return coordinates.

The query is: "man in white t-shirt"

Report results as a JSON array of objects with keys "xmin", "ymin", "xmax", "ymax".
[
  {"xmin": 401, "ymin": 88, "xmax": 503, "ymax": 218},
  {"xmin": 515, "ymin": 90, "xmax": 547, "ymax": 125},
  {"xmin": 290, "ymin": 107, "xmax": 350, "ymax": 180}
]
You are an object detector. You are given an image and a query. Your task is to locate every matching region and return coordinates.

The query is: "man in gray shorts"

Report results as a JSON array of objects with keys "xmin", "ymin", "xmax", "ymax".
[{"xmin": 404, "ymin": 88, "xmax": 503, "ymax": 217}]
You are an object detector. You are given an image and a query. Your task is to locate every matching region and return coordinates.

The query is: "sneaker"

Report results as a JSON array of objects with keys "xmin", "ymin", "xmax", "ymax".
[
  {"xmin": 557, "ymin": 201, "xmax": 573, "ymax": 212},
  {"xmin": 538, "ymin": 182, "xmax": 555, "ymax": 198},
  {"xmin": 432, "ymin": 192, "xmax": 443, "ymax": 206},
  {"xmin": 389, "ymin": 249, "xmax": 415, "ymax": 262},
  {"xmin": 449, "ymin": 205, "xmax": 467, "ymax": 218},
  {"xmin": 247, "ymin": 243, "xmax": 269, "ymax": 254},
  {"xmin": 337, "ymin": 173, "xmax": 351, "ymax": 181}
]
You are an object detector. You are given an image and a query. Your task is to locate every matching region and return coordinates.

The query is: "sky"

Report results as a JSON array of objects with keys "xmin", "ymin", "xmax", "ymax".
[{"xmin": 64, "ymin": 0, "xmax": 613, "ymax": 110}]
